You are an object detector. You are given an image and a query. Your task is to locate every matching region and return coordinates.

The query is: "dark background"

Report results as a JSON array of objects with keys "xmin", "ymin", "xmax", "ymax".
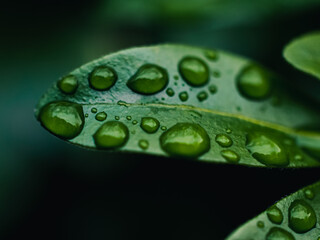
[{"xmin": 1, "ymin": 0, "xmax": 320, "ymax": 239}]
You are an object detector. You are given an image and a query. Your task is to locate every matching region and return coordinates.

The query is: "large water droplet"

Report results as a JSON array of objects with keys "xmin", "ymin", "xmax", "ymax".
[
  {"xmin": 215, "ymin": 134, "xmax": 233, "ymax": 147},
  {"xmin": 140, "ymin": 117, "xmax": 160, "ymax": 133},
  {"xmin": 95, "ymin": 112, "xmax": 107, "ymax": 121},
  {"xmin": 236, "ymin": 65, "xmax": 272, "ymax": 100},
  {"xmin": 127, "ymin": 64, "xmax": 168, "ymax": 95},
  {"xmin": 39, "ymin": 101, "xmax": 84, "ymax": 139},
  {"xmin": 179, "ymin": 91, "xmax": 189, "ymax": 102},
  {"xmin": 93, "ymin": 121, "xmax": 129, "ymax": 149},
  {"xmin": 267, "ymin": 205, "xmax": 283, "ymax": 224},
  {"xmin": 160, "ymin": 123, "xmax": 210, "ymax": 158},
  {"xmin": 246, "ymin": 133, "xmax": 288, "ymax": 167},
  {"xmin": 57, "ymin": 75, "xmax": 78, "ymax": 94},
  {"xmin": 266, "ymin": 227, "xmax": 295, "ymax": 240},
  {"xmin": 89, "ymin": 66, "xmax": 117, "ymax": 91},
  {"xmin": 197, "ymin": 91, "xmax": 208, "ymax": 102},
  {"xmin": 221, "ymin": 150, "xmax": 240, "ymax": 163},
  {"xmin": 179, "ymin": 57, "xmax": 209, "ymax": 86},
  {"xmin": 289, "ymin": 199, "xmax": 316, "ymax": 233}
]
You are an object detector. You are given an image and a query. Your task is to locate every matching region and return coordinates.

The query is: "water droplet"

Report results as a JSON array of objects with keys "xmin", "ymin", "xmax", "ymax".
[
  {"xmin": 267, "ymin": 205, "xmax": 283, "ymax": 224},
  {"xmin": 294, "ymin": 154, "xmax": 303, "ymax": 161},
  {"xmin": 226, "ymin": 129, "xmax": 232, "ymax": 134},
  {"xmin": 246, "ymin": 133, "xmax": 288, "ymax": 167},
  {"xmin": 174, "ymin": 75, "xmax": 179, "ymax": 80},
  {"xmin": 215, "ymin": 134, "xmax": 233, "ymax": 147},
  {"xmin": 85, "ymin": 113, "xmax": 89, "ymax": 118},
  {"xmin": 126, "ymin": 116, "xmax": 132, "ymax": 121},
  {"xmin": 179, "ymin": 91, "xmax": 189, "ymax": 102},
  {"xmin": 140, "ymin": 117, "xmax": 160, "ymax": 133},
  {"xmin": 208, "ymin": 85, "xmax": 217, "ymax": 94},
  {"xmin": 57, "ymin": 75, "xmax": 78, "ymax": 94},
  {"xmin": 89, "ymin": 66, "xmax": 117, "ymax": 91},
  {"xmin": 213, "ymin": 71, "xmax": 220, "ymax": 78},
  {"xmin": 93, "ymin": 121, "xmax": 129, "ymax": 149},
  {"xmin": 197, "ymin": 91, "xmax": 208, "ymax": 102},
  {"xmin": 289, "ymin": 199, "xmax": 316, "ymax": 233},
  {"xmin": 95, "ymin": 112, "xmax": 107, "ymax": 121},
  {"xmin": 91, "ymin": 108, "xmax": 97, "ymax": 113},
  {"xmin": 132, "ymin": 120, "xmax": 138, "ymax": 125},
  {"xmin": 127, "ymin": 64, "xmax": 168, "ymax": 95},
  {"xmin": 257, "ymin": 221, "xmax": 265, "ymax": 228},
  {"xmin": 161, "ymin": 126, "xmax": 167, "ymax": 131},
  {"xmin": 39, "ymin": 101, "xmax": 84, "ymax": 139},
  {"xmin": 236, "ymin": 65, "xmax": 272, "ymax": 100},
  {"xmin": 117, "ymin": 100, "xmax": 128, "ymax": 106},
  {"xmin": 138, "ymin": 139, "xmax": 149, "ymax": 150},
  {"xmin": 166, "ymin": 88, "xmax": 175, "ymax": 97},
  {"xmin": 160, "ymin": 123, "xmax": 210, "ymax": 158},
  {"xmin": 266, "ymin": 227, "xmax": 295, "ymax": 240},
  {"xmin": 220, "ymin": 150, "xmax": 240, "ymax": 163},
  {"xmin": 174, "ymin": 82, "xmax": 178, "ymax": 86},
  {"xmin": 115, "ymin": 116, "xmax": 120, "ymax": 120},
  {"xmin": 204, "ymin": 50, "xmax": 218, "ymax": 61},
  {"xmin": 304, "ymin": 188, "xmax": 315, "ymax": 200},
  {"xmin": 179, "ymin": 57, "xmax": 209, "ymax": 86}
]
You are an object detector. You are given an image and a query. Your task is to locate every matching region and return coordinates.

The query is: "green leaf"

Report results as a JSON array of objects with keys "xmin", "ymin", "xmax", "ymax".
[
  {"xmin": 35, "ymin": 44, "xmax": 320, "ymax": 168},
  {"xmin": 283, "ymin": 31, "xmax": 320, "ymax": 80},
  {"xmin": 226, "ymin": 181, "xmax": 320, "ymax": 240}
]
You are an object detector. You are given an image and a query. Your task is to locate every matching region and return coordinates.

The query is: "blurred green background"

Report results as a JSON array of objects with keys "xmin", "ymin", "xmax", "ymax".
[{"xmin": 1, "ymin": 0, "xmax": 320, "ymax": 239}]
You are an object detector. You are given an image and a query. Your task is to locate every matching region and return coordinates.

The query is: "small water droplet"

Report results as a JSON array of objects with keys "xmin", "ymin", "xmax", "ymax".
[
  {"xmin": 174, "ymin": 82, "xmax": 178, "ymax": 86},
  {"xmin": 197, "ymin": 91, "xmax": 208, "ymax": 102},
  {"xmin": 140, "ymin": 117, "xmax": 160, "ymax": 133},
  {"xmin": 179, "ymin": 91, "xmax": 189, "ymax": 102},
  {"xmin": 132, "ymin": 120, "xmax": 138, "ymax": 125},
  {"xmin": 115, "ymin": 116, "xmax": 120, "ymax": 120},
  {"xmin": 161, "ymin": 126, "xmax": 167, "ymax": 131},
  {"xmin": 257, "ymin": 221, "xmax": 264, "ymax": 228},
  {"xmin": 226, "ymin": 129, "xmax": 232, "ymax": 134},
  {"xmin": 179, "ymin": 57, "xmax": 209, "ymax": 86},
  {"xmin": 160, "ymin": 123, "xmax": 210, "ymax": 158},
  {"xmin": 127, "ymin": 64, "xmax": 168, "ymax": 95},
  {"xmin": 93, "ymin": 121, "xmax": 129, "ymax": 149},
  {"xmin": 266, "ymin": 227, "xmax": 295, "ymax": 240},
  {"xmin": 246, "ymin": 133, "xmax": 288, "ymax": 167},
  {"xmin": 208, "ymin": 85, "xmax": 217, "ymax": 94},
  {"xmin": 213, "ymin": 71, "xmax": 220, "ymax": 78},
  {"xmin": 215, "ymin": 134, "xmax": 233, "ymax": 147},
  {"xmin": 85, "ymin": 113, "xmax": 89, "ymax": 118},
  {"xmin": 220, "ymin": 150, "xmax": 240, "ymax": 163},
  {"xmin": 294, "ymin": 154, "xmax": 303, "ymax": 161},
  {"xmin": 138, "ymin": 139, "xmax": 149, "ymax": 150},
  {"xmin": 89, "ymin": 66, "xmax": 117, "ymax": 91},
  {"xmin": 126, "ymin": 116, "xmax": 132, "ymax": 121},
  {"xmin": 166, "ymin": 88, "xmax": 175, "ymax": 97},
  {"xmin": 304, "ymin": 189, "xmax": 315, "ymax": 200},
  {"xmin": 204, "ymin": 50, "xmax": 218, "ymax": 61},
  {"xmin": 289, "ymin": 199, "xmax": 316, "ymax": 233},
  {"xmin": 57, "ymin": 75, "xmax": 78, "ymax": 94},
  {"xmin": 267, "ymin": 205, "xmax": 283, "ymax": 224},
  {"xmin": 174, "ymin": 75, "xmax": 179, "ymax": 80},
  {"xmin": 117, "ymin": 100, "xmax": 128, "ymax": 106},
  {"xmin": 91, "ymin": 108, "xmax": 97, "ymax": 113},
  {"xmin": 39, "ymin": 101, "xmax": 84, "ymax": 139},
  {"xmin": 95, "ymin": 112, "xmax": 107, "ymax": 121},
  {"xmin": 236, "ymin": 65, "xmax": 272, "ymax": 100}
]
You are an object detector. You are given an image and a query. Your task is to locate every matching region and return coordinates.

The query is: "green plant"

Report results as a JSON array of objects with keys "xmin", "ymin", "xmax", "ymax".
[{"xmin": 35, "ymin": 33, "xmax": 320, "ymax": 238}]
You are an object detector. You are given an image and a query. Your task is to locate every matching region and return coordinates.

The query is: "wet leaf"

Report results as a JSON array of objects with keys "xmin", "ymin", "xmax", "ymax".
[
  {"xmin": 226, "ymin": 181, "xmax": 320, "ymax": 240},
  {"xmin": 35, "ymin": 44, "xmax": 320, "ymax": 168},
  {"xmin": 283, "ymin": 31, "xmax": 320, "ymax": 80}
]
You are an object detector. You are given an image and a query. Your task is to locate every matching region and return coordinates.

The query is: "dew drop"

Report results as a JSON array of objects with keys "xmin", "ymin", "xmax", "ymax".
[
  {"xmin": 226, "ymin": 129, "xmax": 232, "ymax": 134},
  {"xmin": 179, "ymin": 91, "xmax": 189, "ymax": 102},
  {"xmin": 213, "ymin": 71, "xmax": 220, "ymax": 78},
  {"xmin": 127, "ymin": 64, "xmax": 168, "ymax": 95},
  {"xmin": 57, "ymin": 75, "xmax": 78, "ymax": 94},
  {"xmin": 267, "ymin": 205, "xmax": 283, "ymax": 224},
  {"xmin": 91, "ymin": 107, "xmax": 97, "ymax": 113},
  {"xmin": 257, "ymin": 221, "xmax": 265, "ymax": 228},
  {"xmin": 294, "ymin": 154, "xmax": 303, "ymax": 161},
  {"xmin": 126, "ymin": 116, "xmax": 132, "ymax": 121},
  {"xmin": 304, "ymin": 188, "xmax": 315, "ymax": 200},
  {"xmin": 289, "ymin": 199, "xmax": 316, "ymax": 233},
  {"xmin": 115, "ymin": 116, "xmax": 120, "ymax": 120},
  {"xmin": 93, "ymin": 121, "xmax": 129, "ymax": 149},
  {"xmin": 197, "ymin": 91, "xmax": 208, "ymax": 102},
  {"xmin": 208, "ymin": 84, "xmax": 217, "ymax": 94},
  {"xmin": 266, "ymin": 227, "xmax": 295, "ymax": 240},
  {"xmin": 85, "ymin": 113, "xmax": 89, "ymax": 118},
  {"xmin": 132, "ymin": 120, "xmax": 138, "ymax": 125},
  {"xmin": 166, "ymin": 88, "xmax": 175, "ymax": 97},
  {"xmin": 140, "ymin": 117, "xmax": 160, "ymax": 133},
  {"xmin": 220, "ymin": 150, "xmax": 240, "ymax": 163},
  {"xmin": 236, "ymin": 65, "xmax": 272, "ymax": 100},
  {"xmin": 174, "ymin": 75, "xmax": 179, "ymax": 80},
  {"xmin": 138, "ymin": 139, "xmax": 149, "ymax": 150},
  {"xmin": 161, "ymin": 126, "xmax": 167, "ymax": 131},
  {"xmin": 89, "ymin": 66, "xmax": 117, "ymax": 91},
  {"xmin": 204, "ymin": 50, "xmax": 218, "ymax": 61},
  {"xmin": 39, "ymin": 101, "xmax": 84, "ymax": 139},
  {"xmin": 215, "ymin": 134, "xmax": 233, "ymax": 147},
  {"xmin": 95, "ymin": 112, "xmax": 107, "ymax": 121},
  {"xmin": 160, "ymin": 123, "xmax": 210, "ymax": 158},
  {"xmin": 246, "ymin": 133, "xmax": 288, "ymax": 167},
  {"xmin": 179, "ymin": 57, "xmax": 209, "ymax": 86}
]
